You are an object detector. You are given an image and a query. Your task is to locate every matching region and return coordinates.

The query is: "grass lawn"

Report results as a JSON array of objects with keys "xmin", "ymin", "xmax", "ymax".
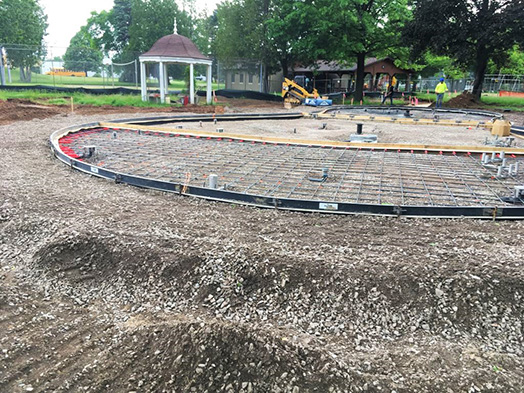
[
  {"xmin": 0, "ymin": 89, "xmax": 222, "ymax": 108},
  {"xmin": 478, "ymin": 94, "xmax": 524, "ymax": 111}
]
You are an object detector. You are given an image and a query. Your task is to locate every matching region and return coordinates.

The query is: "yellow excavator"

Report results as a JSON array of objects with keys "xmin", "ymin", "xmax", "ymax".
[{"xmin": 282, "ymin": 76, "xmax": 332, "ymax": 106}]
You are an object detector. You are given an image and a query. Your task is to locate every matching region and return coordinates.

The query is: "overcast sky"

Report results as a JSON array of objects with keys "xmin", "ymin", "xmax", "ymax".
[{"xmin": 40, "ymin": 0, "xmax": 221, "ymax": 57}]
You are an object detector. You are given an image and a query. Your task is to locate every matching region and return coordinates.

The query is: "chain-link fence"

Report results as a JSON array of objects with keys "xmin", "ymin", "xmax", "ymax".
[
  {"xmin": 0, "ymin": 44, "xmax": 219, "ymax": 91},
  {"xmin": 267, "ymin": 74, "xmax": 524, "ymax": 96}
]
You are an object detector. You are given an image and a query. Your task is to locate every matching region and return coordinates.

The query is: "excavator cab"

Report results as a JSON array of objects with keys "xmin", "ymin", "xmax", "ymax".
[{"xmin": 293, "ymin": 75, "xmax": 313, "ymax": 93}]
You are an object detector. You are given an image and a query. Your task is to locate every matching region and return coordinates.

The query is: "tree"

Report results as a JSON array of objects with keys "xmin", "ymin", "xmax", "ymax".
[
  {"xmin": 192, "ymin": 10, "xmax": 218, "ymax": 57},
  {"xmin": 403, "ymin": 0, "xmax": 524, "ymax": 98},
  {"xmin": 301, "ymin": 0, "xmax": 410, "ymax": 101},
  {"xmin": 63, "ymin": 14, "xmax": 105, "ymax": 73},
  {"xmin": 123, "ymin": 0, "xmax": 196, "ymax": 81},
  {"xmin": 215, "ymin": 0, "xmax": 257, "ymax": 65},
  {"xmin": 265, "ymin": 0, "xmax": 309, "ymax": 79},
  {"xmin": 215, "ymin": 0, "xmax": 282, "ymax": 92},
  {"xmin": 106, "ymin": 0, "xmax": 132, "ymax": 54},
  {"xmin": 488, "ymin": 46, "xmax": 524, "ymax": 76},
  {"xmin": 0, "ymin": 0, "xmax": 47, "ymax": 82},
  {"xmin": 127, "ymin": 0, "xmax": 184, "ymax": 53}
]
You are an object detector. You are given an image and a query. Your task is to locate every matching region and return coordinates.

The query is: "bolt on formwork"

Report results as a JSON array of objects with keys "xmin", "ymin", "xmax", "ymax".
[{"xmin": 58, "ymin": 127, "xmax": 524, "ymax": 208}]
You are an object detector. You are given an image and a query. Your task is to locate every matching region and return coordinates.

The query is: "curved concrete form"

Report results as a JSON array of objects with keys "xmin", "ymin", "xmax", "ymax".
[{"xmin": 50, "ymin": 111, "xmax": 524, "ymax": 219}]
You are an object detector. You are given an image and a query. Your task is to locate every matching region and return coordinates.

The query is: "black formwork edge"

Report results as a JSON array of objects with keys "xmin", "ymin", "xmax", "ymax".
[
  {"xmin": 50, "ymin": 145, "xmax": 524, "ymax": 219},
  {"xmin": 512, "ymin": 126, "xmax": 524, "ymax": 138},
  {"xmin": 112, "ymin": 112, "xmax": 305, "ymax": 125}
]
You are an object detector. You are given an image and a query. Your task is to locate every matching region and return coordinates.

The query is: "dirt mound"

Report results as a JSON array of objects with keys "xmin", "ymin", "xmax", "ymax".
[
  {"xmin": 0, "ymin": 96, "xmax": 281, "ymax": 125},
  {"xmin": 29, "ymin": 227, "xmax": 524, "ymax": 354},
  {"xmin": 0, "ymin": 99, "xmax": 63, "ymax": 125},
  {"xmin": 446, "ymin": 92, "xmax": 482, "ymax": 109},
  {"xmin": 2, "ymin": 276, "xmax": 523, "ymax": 392},
  {"xmin": 33, "ymin": 233, "xmax": 117, "ymax": 283},
  {"xmin": 90, "ymin": 319, "xmax": 355, "ymax": 392}
]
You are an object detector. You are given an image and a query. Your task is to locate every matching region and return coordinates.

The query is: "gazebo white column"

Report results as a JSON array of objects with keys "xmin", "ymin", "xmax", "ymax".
[
  {"xmin": 206, "ymin": 64, "xmax": 212, "ymax": 104},
  {"xmin": 159, "ymin": 61, "xmax": 165, "ymax": 103},
  {"xmin": 163, "ymin": 63, "xmax": 169, "ymax": 96},
  {"xmin": 140, "ymin": 61, "xmax": 147, "ymax": 101},
  {"xmin": 189, "ymin": 63, "xmax": 194, "ymax": 104}
]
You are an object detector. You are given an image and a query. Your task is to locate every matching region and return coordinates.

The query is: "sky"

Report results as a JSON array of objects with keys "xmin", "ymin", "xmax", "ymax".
[{"xmin": 40, "ymin": 0, "xmax": 221, "ymax": 57}]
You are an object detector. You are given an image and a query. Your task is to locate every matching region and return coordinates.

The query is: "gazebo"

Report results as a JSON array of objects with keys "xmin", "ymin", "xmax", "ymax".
[{"xmin": 139, "ymin": 34, "xmax": 213, "ymax": 104}]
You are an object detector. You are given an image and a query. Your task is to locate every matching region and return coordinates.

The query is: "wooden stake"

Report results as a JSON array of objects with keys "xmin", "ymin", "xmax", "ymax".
[{"xmin": 70, "ymin": 96, "xmax": 74, "ymax": 113}]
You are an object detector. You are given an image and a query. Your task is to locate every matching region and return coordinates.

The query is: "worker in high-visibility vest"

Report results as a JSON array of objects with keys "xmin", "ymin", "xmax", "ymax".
[{"xmin": 435, "ymin": 77, "xmax": 448, "ymax": 108}]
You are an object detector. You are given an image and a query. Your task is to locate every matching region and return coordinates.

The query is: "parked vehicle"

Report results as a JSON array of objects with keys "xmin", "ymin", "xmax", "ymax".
[{"xmin": 46, "ymin": 67, "xmax": 86, "ymax": 77}]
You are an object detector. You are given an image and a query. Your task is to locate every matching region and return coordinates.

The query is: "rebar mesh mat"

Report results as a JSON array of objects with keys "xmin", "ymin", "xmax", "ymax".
[{"xmin": 58, "ymin": 127, "xmax": 524, "ymax": 207}]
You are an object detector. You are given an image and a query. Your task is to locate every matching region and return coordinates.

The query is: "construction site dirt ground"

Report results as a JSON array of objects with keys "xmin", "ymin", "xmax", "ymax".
[{"xmin": 1, "ymin": 98, "xmax": 524, "ymax": 392}]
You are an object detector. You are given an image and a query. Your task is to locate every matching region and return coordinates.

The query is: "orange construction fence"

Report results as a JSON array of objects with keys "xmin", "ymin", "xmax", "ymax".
[{"xmin": 499, "ymin": 90, "xmax": 524, "ymax": 98}]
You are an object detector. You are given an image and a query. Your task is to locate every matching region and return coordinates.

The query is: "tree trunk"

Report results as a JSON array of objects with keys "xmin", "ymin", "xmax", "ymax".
[
  {"xmin": 19, "ymin": 66, "xmax": 26, "ymax": 82},
  {"xmin": 25, "ymin": 67, "xmax": 31, "ymax": 83},
  {"xmin": 261, "ymin": 0, "xmax": 270, "ymax": 93},
  {"xmin": 354, "ymin": 52, "xmax": 366, "ymax": 102},
  {"xmin": 472, "ymin": 47, "xmax": 488, "ymax": 99},
  {"xmin": 280, "ymin": 57, "xmax": 289, "ymax": 80}
]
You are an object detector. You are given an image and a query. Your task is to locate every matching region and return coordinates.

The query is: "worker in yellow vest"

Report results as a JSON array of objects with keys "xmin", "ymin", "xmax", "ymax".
[{"xmin": 435, "ymin": 77, "xmax": 448, "ymax": 108}]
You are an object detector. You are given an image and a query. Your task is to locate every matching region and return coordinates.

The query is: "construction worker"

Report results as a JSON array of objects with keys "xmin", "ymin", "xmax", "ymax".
[
  {"xmin": 435, "ymin": 77, "xmax": 448, "ymax": 108},
  {"xmin": 381, "ymin": 82, "xmax": 394, "ymax": 105}
]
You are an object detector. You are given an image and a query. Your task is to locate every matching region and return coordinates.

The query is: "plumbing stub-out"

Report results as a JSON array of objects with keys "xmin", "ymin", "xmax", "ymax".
[
  {"xmin": 83, "ymin": 145, "xmax": 96, "ymax": 158},
  {"xmin": 208, "ymin": 174, "xmax": 218, "ymax": 189}
]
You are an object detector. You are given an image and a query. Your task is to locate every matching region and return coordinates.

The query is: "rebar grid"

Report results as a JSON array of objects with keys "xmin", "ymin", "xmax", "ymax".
[{"xmin": 59, "ymin": 128, "xmax": 524, "ymax": 207}]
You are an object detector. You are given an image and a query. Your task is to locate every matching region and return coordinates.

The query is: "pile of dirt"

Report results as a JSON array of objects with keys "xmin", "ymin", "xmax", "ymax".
[
  {"xmin": 0, "ymin": 97, "xmax": 282, "ymax": 126},
  {"xmin": 445, "ymin": 92, "xmax": 482, "ymax": 109},
  {"xmin": 0, "ymin": 99, "xmax": 63, "ymax": 125}
]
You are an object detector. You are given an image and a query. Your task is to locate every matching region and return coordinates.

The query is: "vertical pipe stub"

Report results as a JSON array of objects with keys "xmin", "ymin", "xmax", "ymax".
[
  {"xmin": 357, "ymin": 123, "xmax": 363, "ymax": 135},
  {"xmin": 208, "ymin": 174, "xmax": 218, "ymax": 189}
]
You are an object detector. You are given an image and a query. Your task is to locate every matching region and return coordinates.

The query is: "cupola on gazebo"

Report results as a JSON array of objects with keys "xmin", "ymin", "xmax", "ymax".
[{"xmin": 139, "ymin": 34, "xmax": 213, "ymax": 104}]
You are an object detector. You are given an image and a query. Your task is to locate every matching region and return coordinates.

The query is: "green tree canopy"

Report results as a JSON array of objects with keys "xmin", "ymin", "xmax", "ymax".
[
  {"xmin": 403, "ymin": 0, "xmax": 524, "ymax": 98},
  {"xmin": 127, "ymin": 0, "xmax": 187, "ymax": 53},
  {"xmin": 106, "ymin": 0, "xmax": 132, "ymax": 54},
  {"xmin": 0, "ymin": 0, "xmax": 47, "ymax": 82},
  {"xmin": 487, "ymin": 46, "xmax": 524, "ymax": 75},
  {"xmin": 215, "ymin": 0, "xmax": 308, "ymax": 92},
  {"xmin": 302, "ymin": 0, "xmax": 410, "ymax": 101},
  {"xmin": 63, "ymin": 12, "xmax": 106, "ymax": 73}
]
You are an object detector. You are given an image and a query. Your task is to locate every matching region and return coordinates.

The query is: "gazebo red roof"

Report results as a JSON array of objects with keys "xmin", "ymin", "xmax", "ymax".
[{"xmin": 141, "ymin": 34, "xmax": 209, "ymax": 60}]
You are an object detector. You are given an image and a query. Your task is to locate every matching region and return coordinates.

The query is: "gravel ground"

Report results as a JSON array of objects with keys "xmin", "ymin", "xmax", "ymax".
[{"xmin": 1, "ymin": 105, "xmax": 524, "ymax": 392}]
